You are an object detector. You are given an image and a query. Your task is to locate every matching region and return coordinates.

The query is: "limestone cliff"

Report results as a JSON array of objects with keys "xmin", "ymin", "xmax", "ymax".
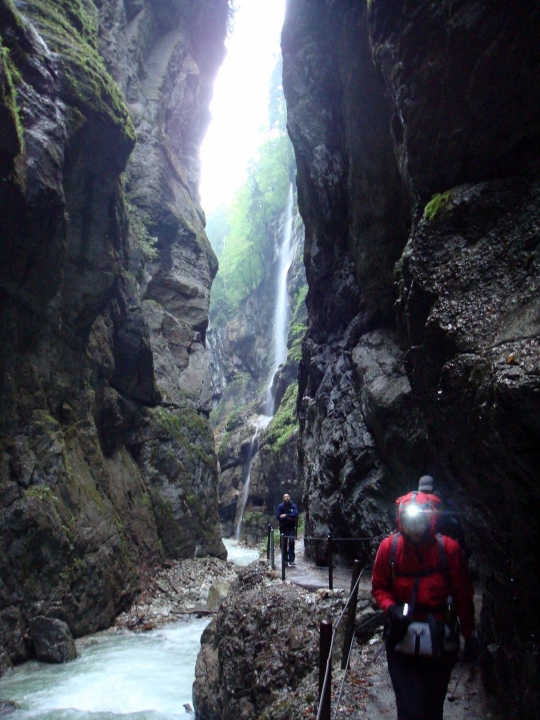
[
  {"xmin": 0, "ymin": 0, "xmax": 227, "ymax": 672},
  {"xmin": 283, "ymin": 0, "xmax": 540, "ymax": 716}
]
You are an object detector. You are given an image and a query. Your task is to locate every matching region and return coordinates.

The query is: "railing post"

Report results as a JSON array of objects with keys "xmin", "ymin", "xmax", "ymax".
[
  {"xmin": 270, "ymin": 529, "xmax": 275, "ymax": 570},
  {"xmin": 319, "ymin": 620, "xmax": 332, "ymax": 720},
  {"xmin": 327, "ymin": 535, "xmax": 333, "ymax": 590},
  {"xmin": 266, "ymin": 524, "xmax": 272, "ymax": 560},
  {"xmin": 281, "ymin": 533, "xmax": 287, "ymax": 580},
  {"xmin": 341, "ymin": 559, "xmax": 362, "ymax": 669}
]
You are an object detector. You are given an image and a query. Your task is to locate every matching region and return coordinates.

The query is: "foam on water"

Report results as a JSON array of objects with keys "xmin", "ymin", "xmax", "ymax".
[
  {"xmin": 0, "ymin": 620, "xmax": 209, "ymax": 719},
  {"xmin": 222, "ymin": 538, "xmax": 260, "ymax": 566}
]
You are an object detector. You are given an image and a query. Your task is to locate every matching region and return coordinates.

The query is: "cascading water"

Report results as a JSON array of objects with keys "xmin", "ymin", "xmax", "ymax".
[
  {"xmin": 233, "ymin": 185, "xmax": 296, "ymax": 541},
  {"xmin": 263, "ymin": 183, "xmax": 295, "ymax": 416},
  {"xmin": 0, "ymin": 620, "xmax": 208, "ymax": 719},
  {"xmin": 234, "ymin": 415, "xmax": 270, "ymax": 540}
]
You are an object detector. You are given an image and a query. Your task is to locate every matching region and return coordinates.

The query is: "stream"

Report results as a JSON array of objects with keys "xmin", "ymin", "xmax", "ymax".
[{"xmin": 0, "ymin": 542, "xmax": 258, "ymax": 719}]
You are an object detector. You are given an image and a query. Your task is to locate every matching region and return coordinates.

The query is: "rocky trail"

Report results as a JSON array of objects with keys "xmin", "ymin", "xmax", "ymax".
[{"xmin": 281, "ymin": 543, "xmax": 499, "ymax": 719}]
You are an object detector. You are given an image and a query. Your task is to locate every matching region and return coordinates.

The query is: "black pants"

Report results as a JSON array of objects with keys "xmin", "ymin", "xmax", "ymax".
[
  {"xmin": 280, "ymin": 531, "xmax": 295, "ymax": 562},
  {"xmin": 387, "ymin": 647, "xmax": 456, "ymax": 720}
]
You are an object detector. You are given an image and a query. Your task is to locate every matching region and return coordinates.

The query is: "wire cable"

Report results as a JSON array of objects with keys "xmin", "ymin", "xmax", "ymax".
[{"xmin": 315, "ymin": 566, "xmax": 381, "ymax": 720}]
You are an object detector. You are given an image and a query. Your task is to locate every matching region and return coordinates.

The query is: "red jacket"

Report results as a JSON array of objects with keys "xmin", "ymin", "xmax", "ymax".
[{"xmin": 371, "ymin": 532, "xmax": 475, "ymax": 639}]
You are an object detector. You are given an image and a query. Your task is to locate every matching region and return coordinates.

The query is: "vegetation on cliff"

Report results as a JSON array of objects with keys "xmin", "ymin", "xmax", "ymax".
[
  {"xmin": 20, "ymin": 0, "xmax": 135, "ymax": 143},
  {"xmin": 0, "ymin": 38, "xmax": 23, "ymax": 156},
  {"xmin": 208, "ymin": 133, "xmax": 295, "ymax": 325},
  {"xmin": 207, "ymin": 57, "xmax": 295, "ymax": 325},
  {"xmin": 206, "ymin": 56, "xmax": 306, "ymax": 541}
]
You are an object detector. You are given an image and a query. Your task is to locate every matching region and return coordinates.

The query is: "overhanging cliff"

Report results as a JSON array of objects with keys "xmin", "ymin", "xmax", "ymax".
[
  {"xmin": 283, "ymin": 1, "xmax": 540, "ymax": 717},
  {"xmin": 0, "ymin": 0, "xmax": 228, "ymax": 672}
]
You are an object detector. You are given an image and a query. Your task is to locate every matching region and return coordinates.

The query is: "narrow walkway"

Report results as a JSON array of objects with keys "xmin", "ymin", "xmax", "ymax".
[
  {"xmin": 277, "ymin": 538, "xmax": 372, "ymax": 597},
  {"xmin": 277, "ymin": 540, "xmax": 497, "ymax": 719}
]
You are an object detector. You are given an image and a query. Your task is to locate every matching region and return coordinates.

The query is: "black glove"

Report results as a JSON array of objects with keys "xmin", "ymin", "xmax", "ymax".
[
  {"xmin": 462, "ymin": 632, "xmax": 481, "ymax": 662},
  {"xmin": 387, "ymin": 605, "xmax": 411, "ymax": 643}
]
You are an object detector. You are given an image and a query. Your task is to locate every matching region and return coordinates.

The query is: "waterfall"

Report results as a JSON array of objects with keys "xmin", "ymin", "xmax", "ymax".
[
  {"xmin": 234, "ymin": 415, "xmax": 271, "ymax": 540},
  {"xmin": 234, "ymin": 184, "xmax": 296, "ymax": 540},
  {"xmin": 264, "ymin": 183, "xmax": 295, "ymax": 416}
]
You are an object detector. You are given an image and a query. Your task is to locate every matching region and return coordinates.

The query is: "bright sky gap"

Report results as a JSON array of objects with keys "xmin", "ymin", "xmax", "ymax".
[{"xmin": 199, "ymin": 0, "xmax": 286, "ymax": 214}]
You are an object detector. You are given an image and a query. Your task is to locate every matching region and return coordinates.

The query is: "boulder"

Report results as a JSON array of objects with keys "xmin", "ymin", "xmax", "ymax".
[
  {"xmin": 27, "ymin": 617, "xmax": 77, "ymax": 664},
  {"xmin": 206, "ymin": 582, "xmax": 230, "ymax": 611},
  {"xmin": 193, "ymin": 564, "xmax": 346, "ymax": 720},
  {"xmin": 0, "ymin": 700, "xmax": 19, "ymax": 716}
]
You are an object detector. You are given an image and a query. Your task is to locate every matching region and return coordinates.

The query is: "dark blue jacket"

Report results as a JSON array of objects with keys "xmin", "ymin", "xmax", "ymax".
[{"xmin": 276, "ymin": 500, "xmax": 298, "ymax": 532}]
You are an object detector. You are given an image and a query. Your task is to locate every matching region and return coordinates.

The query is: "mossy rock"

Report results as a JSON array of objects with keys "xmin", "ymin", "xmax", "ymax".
[
  {"xmin": 265, "ymin": 384, "xmax": 298, "ymax": 453},
  {"xmin": 423, "ymin": 189, "xmax": 454, "ymax": 223},
  {"xmin": 19, "ymin": 0, "xmax": 135, "ymax": 144}
]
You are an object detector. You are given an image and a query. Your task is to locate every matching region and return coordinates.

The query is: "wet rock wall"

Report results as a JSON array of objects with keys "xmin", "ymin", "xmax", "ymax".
[
  {"xmin": 283, "ymin": 1, "xmax": 540, "ymax": 716},
  {"xmin": 0, "ymin": 0, "xmax": 227, "ymax": 672}
]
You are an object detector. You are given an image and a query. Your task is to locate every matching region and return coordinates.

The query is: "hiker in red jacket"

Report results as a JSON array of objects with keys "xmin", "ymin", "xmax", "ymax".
[{"xmin": 372, "ymin": 490, "xmax": 479, "ymax": 720}]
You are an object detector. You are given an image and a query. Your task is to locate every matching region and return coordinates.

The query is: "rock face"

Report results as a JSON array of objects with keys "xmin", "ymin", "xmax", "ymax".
[
  {"xmin": 282, "ymin": 0, "xmax": 418, "ymax": 563},
  {"xmin": 0, "ymin": 0, "xmax": 227, "ymax": 669},
  {"xmin": 282, "ymin": 1, "xmax": 540, "ymax": 717}
]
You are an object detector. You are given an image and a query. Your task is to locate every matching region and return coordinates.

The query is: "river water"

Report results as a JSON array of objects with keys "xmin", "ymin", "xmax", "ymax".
[{"xmin": 0, "ymin": 542, "xmax": 259, "ymax": 719}]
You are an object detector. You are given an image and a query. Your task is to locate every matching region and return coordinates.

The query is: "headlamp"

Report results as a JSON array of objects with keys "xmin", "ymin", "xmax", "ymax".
[
  {"xmin": 400, "ymin": 501, "xmax": 432, "ymax": 539},
  {"xmin": 404, "ymin": 503, "xmax": 422, "ymax": 518}
]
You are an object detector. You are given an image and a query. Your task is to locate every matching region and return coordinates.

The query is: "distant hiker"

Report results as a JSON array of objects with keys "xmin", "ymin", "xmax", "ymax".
[
  {"xmin": 372, "ymin": 490, "xmax": 479, "ymax": 720},
  {"xmin": 276, "ymin": 492, "xmax": 298, "ymax": 565},
  {"xmin": 417, "ymin": 475, "xmax": 469, "ymax": 558},
  {"xmin": 418, "ymin": 474, "xmax": 436, "ymax": 494}
]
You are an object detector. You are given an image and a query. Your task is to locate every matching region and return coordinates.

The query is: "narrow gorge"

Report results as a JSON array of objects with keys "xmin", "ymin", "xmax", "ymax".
[{"xmin": 1, "ymin": 1, "xmax": 539, "ymax": 719}]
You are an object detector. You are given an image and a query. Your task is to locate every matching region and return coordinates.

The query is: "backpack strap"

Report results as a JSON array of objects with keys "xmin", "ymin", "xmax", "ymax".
[
  {"xmin": 389, "ymin": 532, "xmax": 453, "ymax": 586},
  {"xmin": 389, "ymin": 532, "xmax": 400, "ymax": 581},
  {"xmin": 436, "ymin": 532, "xmax": 452, "ymax": 589}
]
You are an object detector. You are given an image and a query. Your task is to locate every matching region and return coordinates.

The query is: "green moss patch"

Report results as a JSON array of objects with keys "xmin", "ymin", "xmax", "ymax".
[
  {"xmin": 0, "ymin": 41, "xmax": 23, "ymax": 149},
  {"xmin": 20, "ymin": 0, "xmax": 135, "ymax": 142},
  {"xmin": 24, "ymin": 484, "xmax": 56, "ymax": 502},
  {"xmin": 286, "ymin": 284, "xmax": 308, "ymax": 366},
  {"xmin": 265, "ymin": 384, "xmax": 298, "ymax": 453},
  {"xmin": 423, "ymin": 189, "xmax": 454, "ymax": 223},
  {"xmin": 152, "ymin": 406, "xmax": 213, "ymax": 445}
]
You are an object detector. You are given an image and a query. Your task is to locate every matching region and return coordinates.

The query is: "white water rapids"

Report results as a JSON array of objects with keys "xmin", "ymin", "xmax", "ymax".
[{"xmin": 0, "ymin": 545, "xmax": 258, "ymax": 719}]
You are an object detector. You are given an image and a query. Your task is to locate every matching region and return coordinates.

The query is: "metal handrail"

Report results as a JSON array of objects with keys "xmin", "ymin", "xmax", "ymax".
[
  {"xmin": 316, "ymin": 565, "xmax": 383, "ymax": 720},
  {"xmin": 265, "ymin": 528, "xmax": 384, "ymax": 719},
  {"xmin": 304, "ymin": 536, "xmax": 376, "ymax": 541}
]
